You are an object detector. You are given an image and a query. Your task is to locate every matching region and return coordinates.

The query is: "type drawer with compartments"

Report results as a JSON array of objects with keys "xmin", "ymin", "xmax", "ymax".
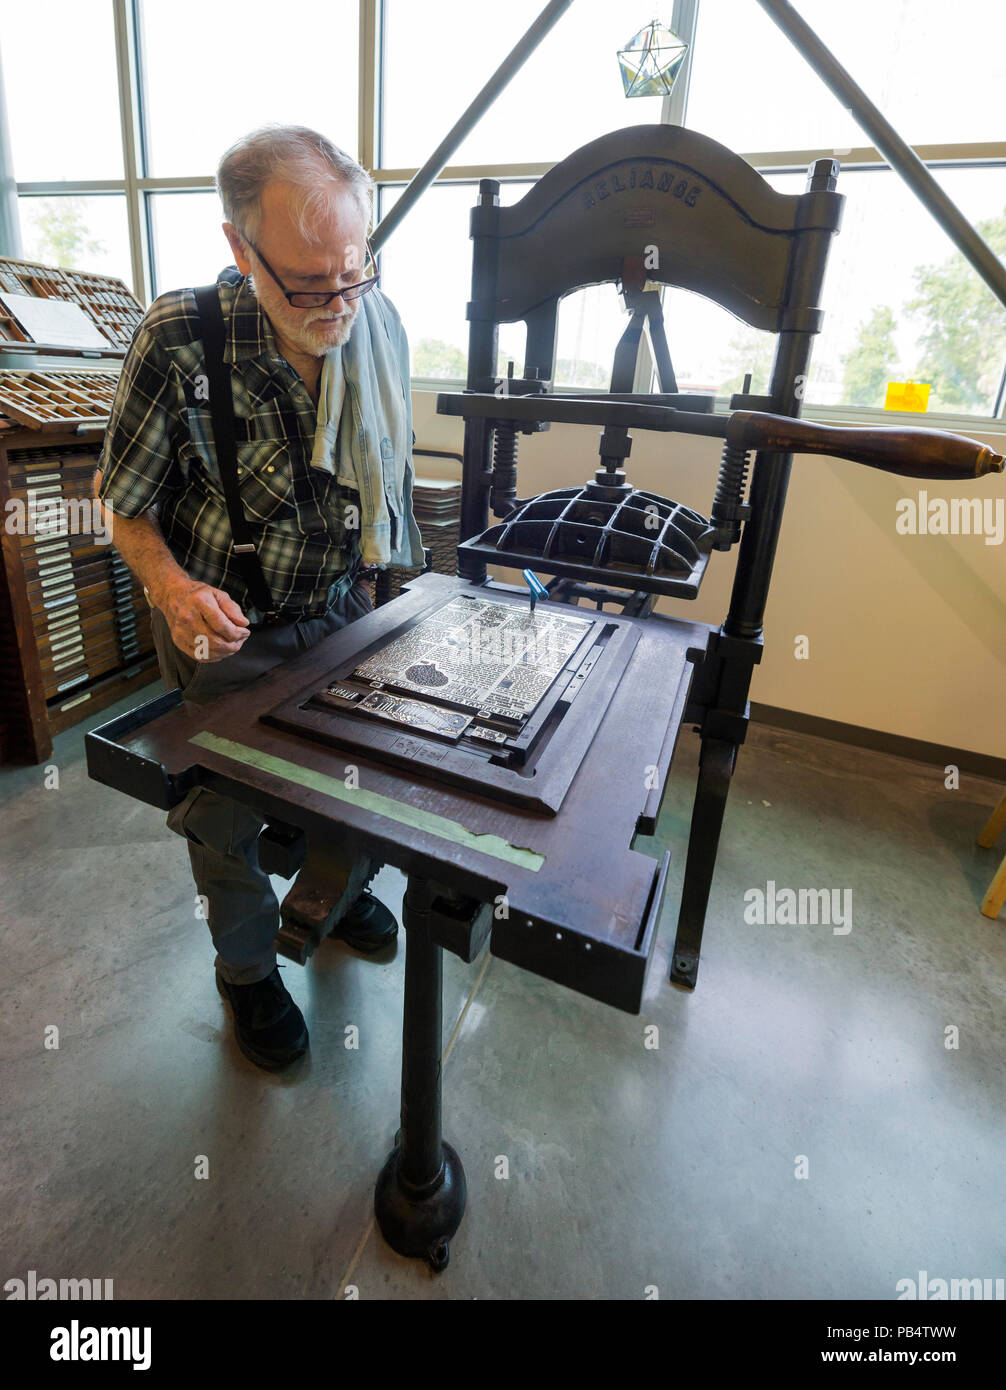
[{"xmin": 1, "ymin": 427, "xmax": 159, "ymax": 762}]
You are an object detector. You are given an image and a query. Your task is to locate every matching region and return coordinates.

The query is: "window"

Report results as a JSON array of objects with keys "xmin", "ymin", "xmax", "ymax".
[
  {"xmin": 2, "ymin": 0, "xmax": 1003, "ymax": 420},
  {"xmin": 658, "ymin": 289, "xmax": 775, "ymax": 399},
  {"xmin": 18, "ymin": 195, "xmax": 132, "ymax": 290},
  {"xmin": 686, "ymin": 0, "xmax": 1006, "ymax": 154},
  {"xmin": 148, "ymin": 192, "xmax": 229, "ymax": 297},
  {"xmin": 137, "ymin": 0, "xmax": 359, "ymax": 176},
  {"xmin": 381, "ymin": 0, "xmax": 669, "ymax": 170},
  {"xmin": 2, "ymin": 1, "xmax": 123, "ymax": 180},
  {"xmin": 378, "ymin": 182, "xmax": 478, "ymax": 378},
  {"xmin": 681, "ymin": 0, "xmax": 1006, "ymax": 416},
  {"xmin": 767, "ymin": 166, "xmax": 1006, "ymax": 414},
  {"xmin": 378, "ymin": 181, "xmax": 536, "ymax": 380},
  {"xmin": 664, "ymin": 165, "xmax": 1006, "ymax": 413},
  {"xmin": 554, "ymin": 286, "xmax": 633, "ymax": 390},
  {"xmin": 380, "ymin": 177, "xmax": 632, "ymax": 389}
]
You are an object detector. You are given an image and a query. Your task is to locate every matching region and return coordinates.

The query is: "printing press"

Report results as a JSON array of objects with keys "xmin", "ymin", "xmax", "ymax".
[{"xmin": 86, "ymin": 123, "xmax": 1003, "ymax": 1269}]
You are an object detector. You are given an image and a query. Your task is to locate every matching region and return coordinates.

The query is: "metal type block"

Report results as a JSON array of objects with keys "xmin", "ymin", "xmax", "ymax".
[
  {"xmin": 356, "ymin": 691, "xmax": 474, "ymax": 740},
  {"xmin": 468, "ymin": 725, "xmax": 509, "ymax": 744},
  {"xmin": 350, "ymin": 597, "xmax": 590, "ymax": 724}
]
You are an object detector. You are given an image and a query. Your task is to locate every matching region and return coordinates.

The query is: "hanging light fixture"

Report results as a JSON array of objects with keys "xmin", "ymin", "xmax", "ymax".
[{"xmin": 617, "ymin": 19, "xmax": 689, "ymax": 97}]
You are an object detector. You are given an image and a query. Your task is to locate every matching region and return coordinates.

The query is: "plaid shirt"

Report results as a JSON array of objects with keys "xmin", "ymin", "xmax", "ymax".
[{"xmin": 98, "ymin": 266, "xmax": 363, "ymax": 621}]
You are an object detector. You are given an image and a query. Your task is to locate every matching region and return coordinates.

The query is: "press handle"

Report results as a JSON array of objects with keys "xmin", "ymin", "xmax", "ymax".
[{"xmin": 728, "ymin": 411, "xmax": 1005, "ymax": 480}]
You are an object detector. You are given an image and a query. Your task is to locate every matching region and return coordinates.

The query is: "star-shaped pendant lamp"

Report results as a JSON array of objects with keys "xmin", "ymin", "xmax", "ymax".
[{"xmin": 617, "ymin": 19, "xmax": 689, "ymax": 98}]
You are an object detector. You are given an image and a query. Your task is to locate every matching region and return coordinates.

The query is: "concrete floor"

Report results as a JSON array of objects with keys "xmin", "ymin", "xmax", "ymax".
[{"xmin": 1, "ymin": 684, "xmax": 1003, "ymax": 1300}]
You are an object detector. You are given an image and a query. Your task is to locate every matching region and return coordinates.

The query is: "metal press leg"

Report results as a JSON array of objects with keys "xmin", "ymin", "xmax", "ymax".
[
  {"xmin": 374, "ymin": 875, "xmax": 467, "ymax": 1271},
  {"xmin": 670, "ymin": 736, "xmax": 737, "ymax": 990}
]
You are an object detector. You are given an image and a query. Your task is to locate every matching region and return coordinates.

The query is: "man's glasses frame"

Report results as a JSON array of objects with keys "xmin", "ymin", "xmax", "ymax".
[{"xmin": 244, "ymin": 235, "xmax": 379, "ymax": 308}]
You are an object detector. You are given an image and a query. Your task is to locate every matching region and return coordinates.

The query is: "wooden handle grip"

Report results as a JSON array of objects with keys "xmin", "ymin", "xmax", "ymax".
[{"xmin": 729, "ymin": 412, "xmax": 1005, "ymax": 480}]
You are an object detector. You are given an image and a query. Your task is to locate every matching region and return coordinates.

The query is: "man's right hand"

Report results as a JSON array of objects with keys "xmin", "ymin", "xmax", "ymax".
[{"xmin": 152, "ymin": 576, "xmax": 251, "ymax": 662}]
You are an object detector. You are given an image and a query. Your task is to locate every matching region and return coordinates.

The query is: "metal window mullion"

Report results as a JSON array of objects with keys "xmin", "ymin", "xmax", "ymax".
[
  {"xmin": 372, "ymin": 163, "xmax": 553, "ymax": 184},
  {"xmin": 130, "ymin": 0, "xmax": 160, "ymax": 300},
  {"xmin": 17, "ymin": 179, "xmax": 129, "ymax": 194},
  {"xmin": 112, "ymin": 0, "xmax": 150, "ymax": 304},
  {"xmin": 359, "ymin": 0, "xmax": 379, "ymax": 173},
  {"xmin": 993, "ymin": 359, "xmax": 1006, "ymax": 420},
  {"xmin": 0, "ymin": 40, "xmax": 23, "ymax": 256},
  {"xmin": 339, "ymin": 146, "xmax": 1006, "ymax": 184},
  {"xmin": 634, "ymin": 0, "xmax": 701, "ymax": 392},
  {"xmin": 664, "ymin": 0, "xmax": 699, "ymax": 128},
  {"xmin": 738, "ymin": 142, "xmax": 1006, "ymax": 168},
  {"xmin": 17, "ymin": 179, "xmax": 226, "ymax": 193},
  {"xmin": 136, "ymin": 176, "xmax": 215, "ymax": 189}
]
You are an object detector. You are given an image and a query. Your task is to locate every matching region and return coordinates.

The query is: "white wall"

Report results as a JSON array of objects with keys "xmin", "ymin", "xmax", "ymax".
[{"xmin": 412, "ymin": 388, "xmax": 1006, "ymax": 760}]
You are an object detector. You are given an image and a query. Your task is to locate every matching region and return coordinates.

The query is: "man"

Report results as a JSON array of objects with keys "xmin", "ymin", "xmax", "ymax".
[{"xmin": 95, "ymin": 126, "xmax": 425, "ymax": 1072}]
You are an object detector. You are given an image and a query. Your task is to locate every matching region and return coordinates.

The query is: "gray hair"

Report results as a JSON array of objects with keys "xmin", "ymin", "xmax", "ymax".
[{"xmin": 216, "ymin": 125, "xmax": 374, "ymax": 245}]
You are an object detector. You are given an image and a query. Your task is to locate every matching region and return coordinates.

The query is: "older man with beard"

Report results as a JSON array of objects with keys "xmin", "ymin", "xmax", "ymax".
[{"xmin": 94, "ymin": 126, "xmax": 424, "ymax": 1071}]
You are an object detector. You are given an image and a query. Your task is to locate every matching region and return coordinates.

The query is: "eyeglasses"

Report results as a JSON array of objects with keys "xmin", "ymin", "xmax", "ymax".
[{"xmin": 244, "ymin": 235, "xmax": 379, "ymax": 308}]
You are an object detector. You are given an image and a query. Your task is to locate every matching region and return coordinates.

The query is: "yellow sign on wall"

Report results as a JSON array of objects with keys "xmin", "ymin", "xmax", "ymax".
[{"xmin": 884, "ymin": 379, "xmax": 931, "ymax": 412}]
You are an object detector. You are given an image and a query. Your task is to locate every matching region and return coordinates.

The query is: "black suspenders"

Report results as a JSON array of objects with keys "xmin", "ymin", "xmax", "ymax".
[{"xmin": 193, "ymin": 284, "xmax": 277, "ymax": 619}]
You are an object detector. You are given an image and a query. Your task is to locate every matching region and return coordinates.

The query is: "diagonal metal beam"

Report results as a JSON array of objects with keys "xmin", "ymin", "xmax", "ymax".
[{"xmin": 757, "ymin": 0, "xmax": 1006, "ymax": 313}]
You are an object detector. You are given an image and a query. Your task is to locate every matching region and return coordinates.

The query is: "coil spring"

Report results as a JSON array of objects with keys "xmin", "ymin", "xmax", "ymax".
[
  {"xmin": 493, "ymin": 424, "xmax": 518, "ymax": 472},
  {"xmin": 491, "ymin": 424, "xmax": 519, "ymax": 516},
  {"xmin": 713, "ymin": 443, "xmax": 751, "ymax": 514},
  {"xmin": 710, "ymin": 442, "xmax": 751, "ymax": 549}
]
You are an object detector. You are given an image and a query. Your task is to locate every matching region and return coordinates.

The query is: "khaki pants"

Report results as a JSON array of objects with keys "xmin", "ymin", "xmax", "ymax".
[{"xmin": 151, "ymin": 582, "xmax": 380, "ymax": 984}]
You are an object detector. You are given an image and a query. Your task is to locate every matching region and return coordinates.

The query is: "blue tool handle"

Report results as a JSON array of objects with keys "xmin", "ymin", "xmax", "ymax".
[{"xmin": 522, "ymin": 568, "xmax": 548, "ymax": 602}]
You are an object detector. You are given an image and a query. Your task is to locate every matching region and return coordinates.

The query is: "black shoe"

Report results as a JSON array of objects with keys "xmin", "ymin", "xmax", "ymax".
[
  {"xmin": 330, "ymin": 890, "xmax": 399, "ymax": 954},
  {"xmin": 215, "ymin": 966, "xmax": 309, "ymax": 1070}
]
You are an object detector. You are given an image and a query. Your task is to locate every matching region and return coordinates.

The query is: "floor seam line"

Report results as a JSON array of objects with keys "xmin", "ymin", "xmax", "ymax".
[{"xmin": 443, "ymin": 951, "xmax": 493, "ymax": 1065}]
